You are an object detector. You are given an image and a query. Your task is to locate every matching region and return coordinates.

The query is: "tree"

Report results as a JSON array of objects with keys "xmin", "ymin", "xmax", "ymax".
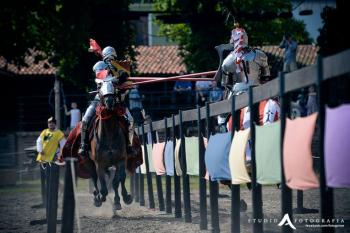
[
  {"xmin": 154, "ymin": 0, "xmax": 311, "ymax": 73},
  {"xmin": 317, "ymin": 0, "xmax": 350, "ymax": 107},
  {"xmin": 317, "ymin": 0, "xmax": 349, "ymax": 56},
  {"xmin": 0, "ymin": 0, "xmax": 135, "ymax": 89}
]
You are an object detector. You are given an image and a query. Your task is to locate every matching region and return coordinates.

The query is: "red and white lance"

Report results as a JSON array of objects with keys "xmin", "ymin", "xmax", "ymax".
[{"xmin": 88, "ymin": 38, "xmax": 216, "ymax": 89}]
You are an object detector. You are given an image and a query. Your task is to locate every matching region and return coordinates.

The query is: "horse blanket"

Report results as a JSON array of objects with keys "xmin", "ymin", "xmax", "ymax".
[{"xmin": 61, "ymin": 119, "xmax": 143, "ymax": 178}]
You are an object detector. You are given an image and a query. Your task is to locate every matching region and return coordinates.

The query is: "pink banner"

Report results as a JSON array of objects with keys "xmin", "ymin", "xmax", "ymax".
[{"xmin": 283, "ymin": 113, "xmax": 319, "ymax": 190}]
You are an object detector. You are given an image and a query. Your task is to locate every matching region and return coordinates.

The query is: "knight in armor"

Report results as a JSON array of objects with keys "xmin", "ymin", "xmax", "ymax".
[
  {"xmin": 217, "ymin": 23, "xmax": 272, "ymax": 132},
  {"xmin": 221, "ymin": 22, "xmax": 270, "ymax": 95},
  {"xmin": 78, "ymin": 46, "xmax": 136, "ymax": 158}
]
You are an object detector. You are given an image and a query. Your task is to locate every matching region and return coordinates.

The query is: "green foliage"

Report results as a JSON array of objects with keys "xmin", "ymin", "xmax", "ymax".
[
  {"xmin": 154, "ymin": 0, "xmax": 311, "ymax": 72},
  {"xmin": 0, "ymin": 0, "xmax": 135, "ymax": 89},
  {"xmin": 317, "ymin": 4, "xmax": 350, "ymax": 56}
]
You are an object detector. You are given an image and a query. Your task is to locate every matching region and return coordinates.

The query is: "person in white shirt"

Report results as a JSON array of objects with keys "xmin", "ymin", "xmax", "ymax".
[
  {"xmin": 64, "ymin": 102, "xmax": 81, "ymax": 130},
  {"xmin": 195, "ymin": 79, "xmax": 212, "ymax": 104}
]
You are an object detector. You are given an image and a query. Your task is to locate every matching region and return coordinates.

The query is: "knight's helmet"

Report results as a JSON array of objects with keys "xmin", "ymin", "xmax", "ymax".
[
  {"xmin": 93, "ymin": 61, "xmax": 108, "ymax": 81},
  {"xmin": 230, "ymin": 23, "xmax": 248, "ymax": 49},
  {"xmin": 102, "ymin": 46, "xmax": 117, "ymax": 61}
]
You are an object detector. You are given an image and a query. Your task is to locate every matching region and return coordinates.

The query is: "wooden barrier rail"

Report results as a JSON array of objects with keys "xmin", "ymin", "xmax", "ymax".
[
  {"xmin": 138, "ymin": 49, "xmax": 350, "ymax": 133},
  {"xmin": 134, "ymin": 49, "xmax": 350, "ymax": 233},
  {"xmin": 60, "ymin": 49, "xmax": 349, "ymax": 233}
]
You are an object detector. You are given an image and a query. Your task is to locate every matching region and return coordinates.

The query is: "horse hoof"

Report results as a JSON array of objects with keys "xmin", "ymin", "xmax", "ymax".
[
  {"xmin": 114, "ymin": 203, "xmax": 122, "ymax": 211},
  {"xmin": 123, "ymin": 195, "xmax": 133, "ymax": 205},
  {"xmin": 101, "ymin": 196, "xmax": 106, "ymax": 202},
  {"xmin": 240, "ymin": 199, "xmax": 247, "ymax": 212},
  {"xmin": 94, "ymin": 199, "xmax": 102, "ymax": 207}
]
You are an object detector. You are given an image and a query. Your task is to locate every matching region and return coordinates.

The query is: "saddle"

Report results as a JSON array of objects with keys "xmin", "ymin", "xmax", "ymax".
[{"xmin": 61, "ymin": 113, "xmax": 143, "ymax": 178}]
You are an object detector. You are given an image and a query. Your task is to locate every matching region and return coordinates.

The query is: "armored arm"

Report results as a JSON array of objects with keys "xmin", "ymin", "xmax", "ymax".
[
  {"xmin": 254, "ymin": 50, "xmax": 270, "ymax": 78},
  {"xmin": 279, "ymin": 38, "xmax": 287, "ymax": 49}
]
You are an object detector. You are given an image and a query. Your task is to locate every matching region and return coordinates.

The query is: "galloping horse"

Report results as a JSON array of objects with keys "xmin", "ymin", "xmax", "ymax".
[{"xmin": 90, "ymin": 76, "xmax": 132, "ymax": 211}]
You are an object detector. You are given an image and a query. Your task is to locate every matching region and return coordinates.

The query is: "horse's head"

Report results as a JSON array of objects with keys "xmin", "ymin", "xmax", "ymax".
[{"xmin": 98, "ymin": 76, "xmax": 118, "ymax": 111}]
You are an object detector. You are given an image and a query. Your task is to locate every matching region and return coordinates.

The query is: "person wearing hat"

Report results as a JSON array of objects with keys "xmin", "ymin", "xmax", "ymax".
[{"xmin": 36, "ymin": 117, "xmax": 66, "ymax": 163}]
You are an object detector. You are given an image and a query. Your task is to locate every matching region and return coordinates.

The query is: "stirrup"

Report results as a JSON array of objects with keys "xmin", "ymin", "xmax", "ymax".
[{"xmin": 78, "ymin": 143, "xmax": 88, "ymax": 157}]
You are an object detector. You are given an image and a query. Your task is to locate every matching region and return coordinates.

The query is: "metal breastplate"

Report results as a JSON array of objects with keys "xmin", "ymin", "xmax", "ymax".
[{"xmin": 240, "ymin": 50, "xmax": 261, "ymax": 85}]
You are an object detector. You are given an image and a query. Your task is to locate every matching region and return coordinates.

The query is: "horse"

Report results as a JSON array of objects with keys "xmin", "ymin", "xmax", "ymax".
[{"xmin": 89, "ymin": 76, "xmax": 133, "ymax": 212}]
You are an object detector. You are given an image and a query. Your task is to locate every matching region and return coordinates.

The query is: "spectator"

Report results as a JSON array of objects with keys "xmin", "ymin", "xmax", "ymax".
[
  {"xmin": 195, "ymin": 78, "xmax": 212, "ymax": 105},
  {"xmin": 172, "ymin": 72, "xmax": 192, "ymax": 105},
  {"xmin": 128, "ymin": 86, "xmax": 145, "ymax": 126},
  {"xmin": 64, "ymin": 102, "xmax": 81, "ymax": 130},
  {"xmin": 144, "ymin": 115, "xmax": 153, "ymax": 144},
  {"xmin": 279, "ymin": 33, "xmax": 298, "ymax": 73},
  {"xmin": 209, "ymin": 81, "xmax": 224, "ymax": 103},
  {"xmin": 307, "ymin": 86, "xmax": 318, "ymax": 115},
  {"xmin": 36, "ymin": 117, "xmax": 66, "ymax": 164}
]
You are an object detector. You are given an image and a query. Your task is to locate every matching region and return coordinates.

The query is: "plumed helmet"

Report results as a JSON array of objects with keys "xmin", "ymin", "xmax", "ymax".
[
  {"xmin": 231, "ymin": 27, "xmax": 248, "ymax": 48},
  {"xmin": 102, "ymin": 46, "xmax": 117, "ymax": 60},
  {"xmin": 92, "ymin": 61, "xmax": 108, "ymax": 73}
]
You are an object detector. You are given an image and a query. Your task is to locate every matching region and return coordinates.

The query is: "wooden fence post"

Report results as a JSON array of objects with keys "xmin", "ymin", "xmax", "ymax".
[
  {"xmin": 317, "ymin": 56, "xmax": 334, "ymax": 233},
  {"xmin": 179, "ymin": 110, "xmax": 192, "ymax": 223},
  {"xmin": 198, "ymin": 105, "xmax": 208, "ymax": 230},
  {"xmin": 134, "ymin": 171, "xmax": 140, "ymax": 203},
  {"xmin": 230, "ymin": 95, "xmax": 240, "ymax": 233},
  {"xmin": 164, "ymin": 117, "xmax": 172, "ymax": 214},
  {"xmin": 130, "ymin": 173, "xmax": 135, "ymax": 198},
  {"xmin": 206, "ymin": 102, "xmax": 220, "ymax": 233},
  {"xmin": 279, "ymin": 71, "xmax": 293, "ymax": 233},
  {"xmin": 47, "ymin": 163, "xmax": 59, "ymax": 233},
  {"xmin": 150, "ymin": 121, "xmax": 165, "ymax": 211},
  {"xmin": 61, "ymin": 159, "xmax": 76, "ymax": 233},
  {"xmin": 249, "ymin": 87, "xmax": 263, "ymax": 233},
  {"xmin": 139, "ymin": 125, "xmax": 146, "ymax": 206},
  {"xmin": 135, "ymin": 128, "xmax": 140, "ymax": 203},
  {"xmin": 173, "ymin": 114, "xmax": 182, "ymax": 218},
  {"xmin": 40, "ymin": 165, "xmax": 47, "ymax": 208},
  {"xmin": 141, "ymin": 122, "xmax": 155, "ymax": 209}
]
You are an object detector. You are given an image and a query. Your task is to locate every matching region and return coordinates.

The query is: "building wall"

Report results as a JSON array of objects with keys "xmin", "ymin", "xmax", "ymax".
[
  {"xmin": 292, "ymin": 0, "xmax": 336, "ymax": 42},
  {"xmin": 130, "ymin": 2, "xmax": 176, "ymax": 46}
]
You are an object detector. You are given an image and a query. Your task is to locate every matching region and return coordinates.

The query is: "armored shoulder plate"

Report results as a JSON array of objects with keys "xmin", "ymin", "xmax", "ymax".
[{"xmin": 253, "ymin": 49, "xmax": 268, "ymax": 66}]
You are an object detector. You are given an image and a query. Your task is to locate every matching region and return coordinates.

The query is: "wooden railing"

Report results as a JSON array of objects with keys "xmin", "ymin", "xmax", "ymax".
[{"xmin": 133, "ymin": 49, "xmax": 350, "ymax": 233}]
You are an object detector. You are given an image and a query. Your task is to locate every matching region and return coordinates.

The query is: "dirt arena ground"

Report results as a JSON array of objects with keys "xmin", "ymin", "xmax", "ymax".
[{"xmin": 0, "ymin": 177, "xmax": 349, "ymax": 233}]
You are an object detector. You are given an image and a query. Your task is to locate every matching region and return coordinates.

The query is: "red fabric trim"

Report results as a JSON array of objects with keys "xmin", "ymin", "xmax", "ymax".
[
  {"xmin": 95, "ymin": 104, "xmax": 126, "ymax": 120},
  {"xmin": 96, "ymin": 70, "xmax": 108, "ymax": 80}
]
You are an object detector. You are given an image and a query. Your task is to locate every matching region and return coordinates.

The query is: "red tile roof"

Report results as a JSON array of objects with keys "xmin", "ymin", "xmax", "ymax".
[
  {"xmin": 258, "ymin": 45, "xmax": 319, "ymax": 76},
  {"xmin": 0, "ymin": 50, "xmax": 56, "ymax": 76},
  {"xmin": 135, "ymin": 45, "xmax": 186, "ymax": 75},
  {"xmin": 0, "ymin": 45, "xmax": 318, "ymax": 77},
  {"xmin": 261, "ymin": 45, "xmax": 318, "ymax": 65}
]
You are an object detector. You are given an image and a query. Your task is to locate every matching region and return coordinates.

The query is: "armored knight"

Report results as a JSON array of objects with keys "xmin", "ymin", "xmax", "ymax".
[
  {"xmin": 217, "ymin": 24, "xmax": 272, "ymax": 132},
  {"xmin": 78, "ymin": 46, "xmax": 135, "ymax": 157},
  {"xmin": 221, "ymin": 24, "xmax": 270, "ymax": 96}
]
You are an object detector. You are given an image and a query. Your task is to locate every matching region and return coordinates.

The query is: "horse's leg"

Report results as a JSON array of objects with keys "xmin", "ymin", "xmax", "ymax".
[
  {"xmin": 96, "ymin": 164, "xmax": 108, "ymax": 202},
  {"xmin": 91, "ymin": 168, "xmax": 102, "ymax": 207},
  {"xmin": 118, "ymin": 163, "xmax": 133, "ymax": 205},
  {"xmin": 84, "ymin": 159, "xmax": 101, "ymax": 206},
  {"xmin": 112, "ymin": 167, "xmax": 122, "ymax": 211}
]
